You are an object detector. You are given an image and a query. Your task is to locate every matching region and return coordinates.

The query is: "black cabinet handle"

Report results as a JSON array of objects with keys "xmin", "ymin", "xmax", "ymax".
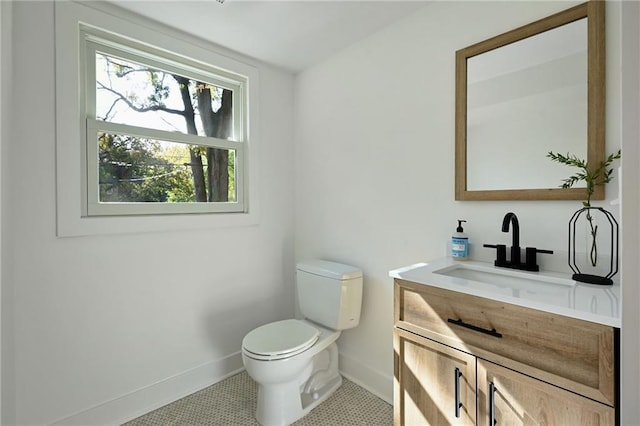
[
  {"xmin": 454, "ymin": 367, "xmax": 462, "ymax": 418},
  {"xmin": 489, "ymin": 382, "xmax": 497, "ymax": 425},
  {"xmin": 447, "ymin": 318, "xmax": 503, "ymax": 338}
]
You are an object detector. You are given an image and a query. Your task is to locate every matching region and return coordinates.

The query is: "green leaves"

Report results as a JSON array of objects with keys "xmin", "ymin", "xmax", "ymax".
[{"xmin": 546, "ymin": 149, "xmax": 621, "ymax": 206}]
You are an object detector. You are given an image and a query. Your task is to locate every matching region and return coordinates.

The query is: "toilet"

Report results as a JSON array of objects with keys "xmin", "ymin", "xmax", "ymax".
[{"xmin": 242, "ymin": 259, "xmax": 363, "ymax": 426}]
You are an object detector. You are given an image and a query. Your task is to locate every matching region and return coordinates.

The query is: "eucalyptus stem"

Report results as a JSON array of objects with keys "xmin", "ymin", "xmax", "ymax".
[{"xmin": 586, "ymin": 209, "xmax": 598, "ymax": 267}]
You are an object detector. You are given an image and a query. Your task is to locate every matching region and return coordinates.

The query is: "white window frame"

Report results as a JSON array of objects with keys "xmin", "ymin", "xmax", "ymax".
[
  {"xmin": 81, "ymin": 27, "xmax": 248, "ymax": 216},
  {"xmin": 55, "ymin": 1, "xmax": 260, "ymax": 236}
]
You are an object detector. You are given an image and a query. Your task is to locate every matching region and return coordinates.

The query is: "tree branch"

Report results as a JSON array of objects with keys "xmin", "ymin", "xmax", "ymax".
[
  {"xmin": 101, "ymin": 98, "xmax": 120, "ymax": 121},
  {"xmin": 104, "ymin": 57, "xmax": 151, "ymax": 79},
  {"xmin": 97, "ymin": 81, "xmax": 185, "ymax": 116}
]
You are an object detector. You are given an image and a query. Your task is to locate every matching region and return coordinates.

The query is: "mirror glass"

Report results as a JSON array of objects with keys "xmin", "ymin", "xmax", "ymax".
[
  {"xmin": 467, "ymin": 19, "xmax": 587, "ymax": 191},
  {"xmin": 455, "ymin": 2, "xmax": 604, "ymax": 200}
]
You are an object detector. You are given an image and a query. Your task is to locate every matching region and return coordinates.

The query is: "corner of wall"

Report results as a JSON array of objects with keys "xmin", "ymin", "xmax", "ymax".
[
  {"xmin": 619, "ymin": 0, "xmax": 640, "ymax": 423},
  {"xmin": 0, "ymin": 0, "xmax": 16, "ymax": 424},
  {"xmin": 339, "ymin": 352, "xmax": 392, "ymax": 405}
]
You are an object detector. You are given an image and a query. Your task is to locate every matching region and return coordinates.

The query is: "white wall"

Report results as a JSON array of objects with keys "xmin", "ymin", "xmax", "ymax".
[
  {"xmin": 0, "ymin": 1, "xmax": 7, "ymax": 424},
  {"xmin": 619, "ymin": 1, "xmax": 640, "ymax": 423},
  {"xmin": 294, "ymin": 0, "xmax": 624, "ymax": 404},
  {"xmin": 5, "ymin": 2, "xmax": 295, "ymax": 424},
  {"xmin": 3, "ymin": 0, "xmax": 637, "ymax": 424}
]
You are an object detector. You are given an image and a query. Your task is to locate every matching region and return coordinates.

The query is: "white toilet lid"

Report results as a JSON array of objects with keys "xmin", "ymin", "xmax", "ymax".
[{"xmin": 243, "ymin": 319, "xmax": 319, "ymax": 360}]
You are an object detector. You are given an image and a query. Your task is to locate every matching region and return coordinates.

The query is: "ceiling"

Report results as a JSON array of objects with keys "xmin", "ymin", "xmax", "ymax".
[{"xmin": 107, "ymin": 1, "xmax": 429, "ymax": 73}]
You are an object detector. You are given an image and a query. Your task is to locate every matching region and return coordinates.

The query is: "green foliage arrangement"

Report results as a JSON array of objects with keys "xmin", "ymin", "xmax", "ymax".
[
  {"xmin": 546, "ymin": 150, "xmax": 621, "ymax": 207},
  {"xmin": 546, "ymin": 149, "xmax": 621, "ymax": 267}
]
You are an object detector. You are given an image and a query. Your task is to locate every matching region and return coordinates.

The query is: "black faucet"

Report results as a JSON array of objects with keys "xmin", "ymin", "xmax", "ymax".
[
  {"xmin": 483, "ymin": 212, "xmax": 553, "ymax": 272},
  {"xmin": 502, "ymin": 212, "xmax": 521, "ymax": 265}
]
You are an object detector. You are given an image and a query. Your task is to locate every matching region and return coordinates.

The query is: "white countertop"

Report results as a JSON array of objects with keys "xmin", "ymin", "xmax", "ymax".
[{"xmin": 389, "ymin": 257, "xmax": 621, "ymax": 328}]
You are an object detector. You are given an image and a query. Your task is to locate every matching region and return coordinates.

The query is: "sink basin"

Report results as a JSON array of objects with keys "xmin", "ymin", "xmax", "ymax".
[{"xmin": 433, "ymin": 262, "xmax": 576, "ymax": 289}]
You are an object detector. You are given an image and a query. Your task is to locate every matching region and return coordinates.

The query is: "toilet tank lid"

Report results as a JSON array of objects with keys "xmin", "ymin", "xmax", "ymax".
[{"xmin": 296, "ymin": 259, "xmax": 362, "ymax": 280}]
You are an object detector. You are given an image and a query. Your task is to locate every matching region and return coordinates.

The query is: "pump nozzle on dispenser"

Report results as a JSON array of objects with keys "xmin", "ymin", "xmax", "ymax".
[{"xmin": 451, "ymin": 219, "xmax": 469, "ymax": 260}]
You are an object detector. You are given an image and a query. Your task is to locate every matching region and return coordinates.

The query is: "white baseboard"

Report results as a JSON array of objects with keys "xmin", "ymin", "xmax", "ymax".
[
  {"xmin": 49, "ymin": 351, "xmax": 389, "ymax": 425},
  {"xmin": 339, "ymin": 352, "xmax": 393, "ymax": 405},
  {"xmin": 50, "ymin": 352, "xmax": 244, "ymax": 426}
]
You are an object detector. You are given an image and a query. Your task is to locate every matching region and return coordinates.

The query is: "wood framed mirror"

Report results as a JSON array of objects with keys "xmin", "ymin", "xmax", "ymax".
[{"xmin": 455, "ymin": 1, "xmax": 605, "ymax": 201}]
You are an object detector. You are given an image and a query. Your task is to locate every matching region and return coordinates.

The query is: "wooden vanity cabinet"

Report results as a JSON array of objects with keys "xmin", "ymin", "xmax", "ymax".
[{"xmin": 393, "ymin": 278, "xmax": 618, "ymax": 426}]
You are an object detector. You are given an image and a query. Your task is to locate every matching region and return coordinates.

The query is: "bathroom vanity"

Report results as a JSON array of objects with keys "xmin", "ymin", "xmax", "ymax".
[{"xmin": 390, "ymin": 258, "xmax": 620, "ymax": 425}]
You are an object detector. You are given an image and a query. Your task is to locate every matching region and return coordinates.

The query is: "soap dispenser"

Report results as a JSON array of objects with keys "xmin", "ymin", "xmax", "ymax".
[{"xmin": 451, "ymin": 220, "xmax": 469, "ymax": 260}]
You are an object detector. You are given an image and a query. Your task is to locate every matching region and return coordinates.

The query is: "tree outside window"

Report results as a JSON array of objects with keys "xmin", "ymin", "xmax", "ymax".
[{"xmin": 82, "ymin": 30, "xmax": 248, "ymax": 216}]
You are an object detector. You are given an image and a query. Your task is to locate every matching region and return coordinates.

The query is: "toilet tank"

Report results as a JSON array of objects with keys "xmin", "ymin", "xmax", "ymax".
[{"xmin": 296, "ymin": 259, "xmax": 363, "ymax": 331}]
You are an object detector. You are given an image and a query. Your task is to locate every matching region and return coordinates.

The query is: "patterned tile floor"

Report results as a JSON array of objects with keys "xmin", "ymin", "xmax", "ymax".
[{"xmin": 124, "ymin": 371, "xmax": 392, "ymax": 425}]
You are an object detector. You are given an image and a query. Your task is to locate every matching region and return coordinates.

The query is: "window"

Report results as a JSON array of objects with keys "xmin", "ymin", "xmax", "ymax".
[{"xmin": 81, "ymin": 27, "xmax": 248, "ymax": 216}]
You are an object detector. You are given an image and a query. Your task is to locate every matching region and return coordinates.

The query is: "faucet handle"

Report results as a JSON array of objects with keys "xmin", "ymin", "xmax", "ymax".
[
  {"xmin": 496, "ymin": 244, "xmax": 507, "ymax": 264},
  {"xmin": 483, "ymin": 244, "xmax": 507, "ymax": 266},
  {"xmin": 525, "ymin": 247, "xmax": 553, "ymax": 271}
]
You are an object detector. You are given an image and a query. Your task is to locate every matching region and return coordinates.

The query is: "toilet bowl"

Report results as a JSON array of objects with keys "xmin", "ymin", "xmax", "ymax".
[
  {"xmin": 241, "ymin": 260, "xmax": 363, "ymax": 426},
  {"xmin": 242, "ymin": 319, "xmax": 342, "ymax": 426}
]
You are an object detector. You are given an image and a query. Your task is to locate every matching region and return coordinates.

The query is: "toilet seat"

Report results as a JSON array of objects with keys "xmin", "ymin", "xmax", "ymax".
[{"xmin": 243, "ymin": 319, "xmax": 320, "ymax": 361}]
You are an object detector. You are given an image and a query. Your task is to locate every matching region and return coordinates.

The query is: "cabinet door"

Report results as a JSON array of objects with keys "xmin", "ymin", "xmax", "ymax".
[
  {"xmin": 478, "ymin": 359, "xmax": 615, "ymax": 426},
  {"xmin": 394, "ymin": 329, "xmax": 476, "ymax": 425}
]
